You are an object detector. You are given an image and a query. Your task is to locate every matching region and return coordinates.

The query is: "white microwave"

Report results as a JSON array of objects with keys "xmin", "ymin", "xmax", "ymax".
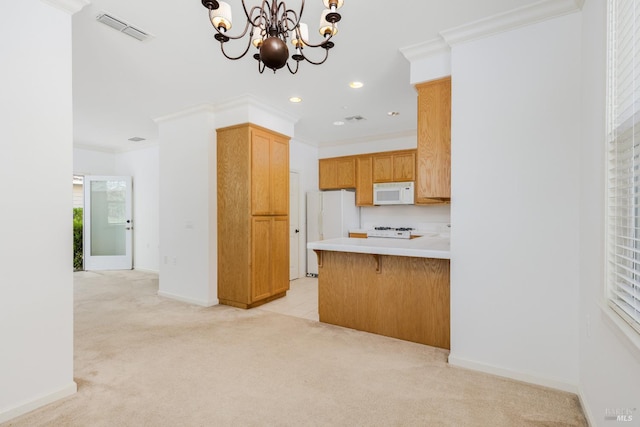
[{"xmin": 373, "ymin": 182, "xmax": 415, "ymax": 205}]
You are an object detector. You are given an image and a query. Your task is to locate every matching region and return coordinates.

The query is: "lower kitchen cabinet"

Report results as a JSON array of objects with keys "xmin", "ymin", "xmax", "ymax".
[
  {"xmin": 218, "ymin": 215, "xmax": 289, "ymax": 309},
  {"xmin": 251, "ymin": 216, "xmax": 289, "ymax": 302},
  {"xmin": 317, "ymin": 250, "xmax": 450, "ymax": 349},
  {"xmin": 348, "ymin": 232, "xmax": 368, "ymax": 238}
]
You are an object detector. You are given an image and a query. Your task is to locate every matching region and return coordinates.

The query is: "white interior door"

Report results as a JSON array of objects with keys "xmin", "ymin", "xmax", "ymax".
[
  {"xmin": 289, "ymin": 171, "xmax": 300, "ymax": 280},
  {"xmin": 83, "ymin": 176, "xmax": 133, "ymax": 270}
]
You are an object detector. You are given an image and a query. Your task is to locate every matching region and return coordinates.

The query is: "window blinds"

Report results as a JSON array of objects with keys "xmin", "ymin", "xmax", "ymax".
[{"xmin": 607, "ymin": 0, "xmax": 640, "ymax": 333}]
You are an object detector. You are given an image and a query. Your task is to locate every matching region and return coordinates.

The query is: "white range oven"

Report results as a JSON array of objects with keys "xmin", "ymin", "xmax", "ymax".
[{"xmin": 366, "ymin": 227, "xmax": 414, "ymax": 239}]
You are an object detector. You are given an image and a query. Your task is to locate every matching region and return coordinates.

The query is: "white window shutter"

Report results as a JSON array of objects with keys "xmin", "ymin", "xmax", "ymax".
[{"xmin": 607, "ymin": 0, "xmax": 640, "ymax": 333}]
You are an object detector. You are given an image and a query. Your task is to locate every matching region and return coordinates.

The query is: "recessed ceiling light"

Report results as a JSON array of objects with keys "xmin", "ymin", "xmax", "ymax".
[
  {"xmin": 333, "ymin": 121, "xmax": 345, "ymax": 126},
  {"xmin": 289, "ymin": 97, "xmax": 302, "ymax": 103},
  {"xmin": 349, "ymin": 81, "xmax": 364, "ymax": 89},
  {"xmin": 128, "ymin": 136, "xmax": 146, "ymax": 142},
  {"xmin": 387, "ymin": 111, "xmax": 400, "ymax": 117}
]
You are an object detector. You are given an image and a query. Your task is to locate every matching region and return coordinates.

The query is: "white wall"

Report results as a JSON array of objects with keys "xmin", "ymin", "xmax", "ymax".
[
  {"xmin": 361, "ymin": 205, "xmax": 451, "ymax": 230},
  {"xmin": 115, "ymin": 146, "xmax": 160, "ymax": 272},
  {"xmin": 318, "ymin": 133, "xmax": 417, "ymax": 158},
  {"xmin": 0, "ymin": 1, "xmax": 76, "ymax": 422},
  {"xmin": 449, "ymin": 13, "xmax": 582, "ymax": 391},
  {"xmin": 157, "ymin": 109, "xmax": 217, "ymax": 306},
  {"xmin": 578, "ymin": 1, "xmax": 640, "ymax": 424}
]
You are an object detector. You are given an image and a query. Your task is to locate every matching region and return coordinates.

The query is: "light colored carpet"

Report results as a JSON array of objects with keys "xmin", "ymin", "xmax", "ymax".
[{"xmin": 3, "ymin": 270, "xmax": 586, "ymax": 426}]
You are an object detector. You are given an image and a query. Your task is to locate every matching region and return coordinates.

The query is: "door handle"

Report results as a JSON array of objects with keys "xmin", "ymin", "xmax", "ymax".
[{"xmin": 295, "ymin": 229, "xmax": 300, "ymax": 233}]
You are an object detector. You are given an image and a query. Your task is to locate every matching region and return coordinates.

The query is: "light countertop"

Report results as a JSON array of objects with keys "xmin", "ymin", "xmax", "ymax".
[{"xmin": 307, "ymin": 235, "xmax": 450, "ymax": 260}]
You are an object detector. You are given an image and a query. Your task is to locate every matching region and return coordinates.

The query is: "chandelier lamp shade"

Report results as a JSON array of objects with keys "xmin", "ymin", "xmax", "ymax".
[{"xmin": 201, "ymin": 0, "xmax": 344, "ymax": 74}]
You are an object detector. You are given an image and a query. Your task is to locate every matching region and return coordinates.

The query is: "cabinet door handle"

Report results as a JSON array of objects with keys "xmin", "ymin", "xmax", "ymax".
[{"xmin": 295, "ymin": 229, "xmax": 300, "ymax": 233}]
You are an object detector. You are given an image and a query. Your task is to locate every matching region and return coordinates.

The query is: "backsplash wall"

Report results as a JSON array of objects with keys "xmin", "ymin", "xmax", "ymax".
[{"xmin": 360, "ymin": 204, "xmax": 451, "ymax": 229}]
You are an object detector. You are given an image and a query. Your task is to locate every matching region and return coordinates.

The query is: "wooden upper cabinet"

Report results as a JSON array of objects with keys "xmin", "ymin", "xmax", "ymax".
[
  {"xmin": 320, "ymin": 150, "xmax": 415, "ymax": 202},
  {"xmin": 356, "ymin": 155, "xmax": 373, "ymax": 206},
  {"xmin": 269, "ymin": 136, "xmax": 289, "ymax": 215},
  {"xmin": 372, "ymin": 155, "xmax": 393, "ymax": 182},
  {"xmin": 251, "ymin": 131, "xmax": 271, "ymax": 215},
  {"xmin": 336, "ymin": 157, "xmax": 356, "ymax": 188},
  {"xmin": 319, "ymin": 156, "xmax": 356, "ymax": 190},
  {"xmin": 251, "ymin": 127, "xmax": 289, "ymax": 215},
  {"xmin": 319, "ymin": 158, "xmax": 337, "ymax": 189},
  {"xmin": 415, "ymin": 77, "xmax": 451, "ymax": 203},
  {"xmin": 393, "ymin": 151, "xmax": 416, "ymax": 181},
  {"xmin": 372, "ymin": 150, "xmax": 416, "ymax": 183}
]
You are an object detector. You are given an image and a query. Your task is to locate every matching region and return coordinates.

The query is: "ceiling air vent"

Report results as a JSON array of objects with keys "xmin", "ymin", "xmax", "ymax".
[
  {"xmin": 344, "ymin": 115, "xmax": 366, "ymax": 123},
  {"xmin": 97, "ymin": 13, "xmax": 151, "ymax": 42}
]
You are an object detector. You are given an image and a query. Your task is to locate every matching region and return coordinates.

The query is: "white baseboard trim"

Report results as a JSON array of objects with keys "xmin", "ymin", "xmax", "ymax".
[
  {"xmin": 157, "ymin": 290, "xmax": 218, "ymax": 307},
  {"xmin": 0, "ymin": 381, "xmax": 77, "ymax": 424},
  {"xmin": 448, "ymin": 354, "xmax": 578, "ymax": 394},
  {"xmin": 578, "ymin": 386, "xmax": 596, "ymax": 427}
]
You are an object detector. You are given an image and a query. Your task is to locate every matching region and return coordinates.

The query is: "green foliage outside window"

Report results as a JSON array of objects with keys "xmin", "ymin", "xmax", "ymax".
[{"xmin": 73, "ymin": 208, "xmax": 83, "ymax": 271}]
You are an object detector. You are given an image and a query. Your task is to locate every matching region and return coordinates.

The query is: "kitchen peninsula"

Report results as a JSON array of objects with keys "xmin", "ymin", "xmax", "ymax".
[{"xmin": 308, "ymin": 235, "xmax": 450, "ymax": 349}]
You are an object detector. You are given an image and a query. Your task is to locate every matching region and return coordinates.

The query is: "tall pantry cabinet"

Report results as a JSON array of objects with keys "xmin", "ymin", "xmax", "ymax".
[{"xmin": 217, "ymin": 123, "xmax": 290, "ymax": 309}]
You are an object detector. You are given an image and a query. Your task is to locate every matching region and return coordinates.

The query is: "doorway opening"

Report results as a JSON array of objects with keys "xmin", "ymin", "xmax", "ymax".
[
  {"xmin": 289, "ymin": 170, "xmax": 300, "ymax": 280},
  {"xmin": 83, "ymin": 176, "xmax": 133, "ymax": 271}
]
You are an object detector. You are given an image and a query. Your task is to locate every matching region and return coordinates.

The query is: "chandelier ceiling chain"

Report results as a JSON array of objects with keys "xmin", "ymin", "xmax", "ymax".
[{"xmin": 201, "ymin": 0, "xmax": 344, "ymax": 74}]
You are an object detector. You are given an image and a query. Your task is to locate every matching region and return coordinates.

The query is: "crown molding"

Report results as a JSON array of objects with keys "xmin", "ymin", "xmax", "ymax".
[
  {"xmin": 153, "ymin": 104, "xmax": 215, "ymax": 124},
  {"xmin": 74, "ymin": 143, "xmax": 119, "ymax": 153},
  {"xmin": 399, "ymin": 38, "xmax": 450, "ymax": 63},
  {"xmin": 213, "ymin": 94, "xmax": 300, "ymax": 125},
  {"xmin": 290, "ymin": 136, "xmax": 319, "ymax": 148},
  {"xmin": 74, "ymin": 141, "xmax": 159, "ymax": 154},
  {"xmin": 40, "ymin": 0, "xmax": 90, "ymax": 14},
  {"xmin": 154, "ymin": 96, "xmax": 299, "ymax": 128},
  {"xmin": 115, "ymin": 141, "xmax": 159, "ymax": 154},
  {"xmin": 440, "ymin": 0, "xmax": 585, "ymax": 46},
  {"xmin": 398, "ymin": 0, "xmax": 584, "ymax": 72}
]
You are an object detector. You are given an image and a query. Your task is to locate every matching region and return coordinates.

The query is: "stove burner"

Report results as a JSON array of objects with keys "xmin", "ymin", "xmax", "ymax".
[{"xmin": 374, "ymin": 226, "xmax": 414, "ymax": 231}]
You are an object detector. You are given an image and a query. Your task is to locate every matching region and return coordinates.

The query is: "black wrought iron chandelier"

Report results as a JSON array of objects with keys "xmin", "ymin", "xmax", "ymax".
[{"xmin": 201, "ymin": 0, "xmax": 344, "ymax": 74}]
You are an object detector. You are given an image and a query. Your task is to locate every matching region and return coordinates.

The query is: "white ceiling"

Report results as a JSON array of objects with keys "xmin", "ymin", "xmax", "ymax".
[{"xmin": 72, "ymin": 0, "xmax": 539, "ymax": 152}]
